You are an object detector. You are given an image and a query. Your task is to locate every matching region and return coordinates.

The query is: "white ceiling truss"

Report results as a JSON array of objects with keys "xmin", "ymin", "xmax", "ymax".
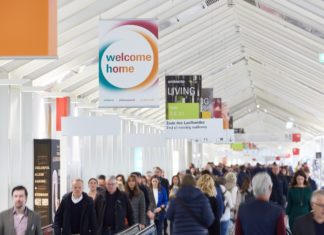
[{"xmin": 1, "ymin": 0, "xmax": 324, "ymax": 145}]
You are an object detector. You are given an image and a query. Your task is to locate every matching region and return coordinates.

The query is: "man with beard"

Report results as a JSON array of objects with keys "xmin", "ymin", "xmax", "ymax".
[{"xmin": 0, "ymin": 185, "xmax": 42, "ymax": 235}]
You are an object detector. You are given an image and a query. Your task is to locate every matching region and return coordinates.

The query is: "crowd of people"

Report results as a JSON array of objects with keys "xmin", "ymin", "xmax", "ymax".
[{"xmin": 1, "ymin": 163, "xmax": 324, "ymax": 235}]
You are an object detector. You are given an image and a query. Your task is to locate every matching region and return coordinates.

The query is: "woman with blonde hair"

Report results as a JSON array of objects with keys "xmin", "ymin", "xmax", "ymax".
[{"xmin": 197, "ymin": 174, "xmax": 220, "ymax": 235}]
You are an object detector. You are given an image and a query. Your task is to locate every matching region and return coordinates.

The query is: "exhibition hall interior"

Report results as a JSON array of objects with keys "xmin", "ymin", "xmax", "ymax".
[{"xmin": 0, "ymin": 0, "xmax": 324, "ymax": 234}]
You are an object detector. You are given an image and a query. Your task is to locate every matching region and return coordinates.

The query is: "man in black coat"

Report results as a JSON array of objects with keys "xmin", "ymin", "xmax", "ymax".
[
  {"xmin": 304, "ymin": 168, "xmax": 318, "ymax": 192},
  {"xmin": 293, "ymin": 190, "xmax": 324, "ymax": 235},
  {"xmin": 269, "ymin": 163, "xmax": 285, "ymax": 208},
  {"xmin": 95, "ymin": 176, "xmax": 134, "ymax": 235},
  {"xmin": 53, "ymin": 179, "xmax": 97, "ymax": 235}
]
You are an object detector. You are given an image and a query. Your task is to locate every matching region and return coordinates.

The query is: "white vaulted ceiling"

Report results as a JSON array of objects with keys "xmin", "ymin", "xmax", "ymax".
[{"xmin": 1, "ymin": 0, "xmax": 324, "ymax": 146}]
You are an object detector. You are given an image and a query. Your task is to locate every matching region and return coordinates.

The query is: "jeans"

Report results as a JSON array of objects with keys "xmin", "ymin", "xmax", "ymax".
[{"xmin": 220, "ymin": 220, "xmax": 230, "ymax": 235}]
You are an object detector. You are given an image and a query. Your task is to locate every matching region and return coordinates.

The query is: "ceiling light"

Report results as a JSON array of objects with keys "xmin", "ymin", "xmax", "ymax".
[
  {"xmin": 256, "ymin": 104, "xmax": 260, "ymax": 108},
  {"xmin": 286, "ymin": 121, "xmax": 294, "ymax": 129}
]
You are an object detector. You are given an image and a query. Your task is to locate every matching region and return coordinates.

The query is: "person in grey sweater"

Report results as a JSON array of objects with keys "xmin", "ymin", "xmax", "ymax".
[{"xmin": 125, "ymin": 175, "xmax": 146, "ymax": 230}]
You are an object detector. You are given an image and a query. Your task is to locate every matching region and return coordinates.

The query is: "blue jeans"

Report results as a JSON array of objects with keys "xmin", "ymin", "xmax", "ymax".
[{"xmin": 220, "ymin": 220, "xmax": 230, "ymax": 235}]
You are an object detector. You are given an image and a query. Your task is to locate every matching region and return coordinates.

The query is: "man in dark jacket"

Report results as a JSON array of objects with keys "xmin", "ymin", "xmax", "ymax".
[
  {"xmin": 292, "ymin": 190, "xmax": 324, "ymax": 235},
  {"xmin": 235, "ymin": 172, "xmax": 286, "ymax": 235},
  {"xmin": 53, "ymin": 179, "xmax": 97, "ymax": 235},
  {"xmin": 95, "ymin": 175, "xmax": 134, "ymax": 235},
  {"xmin": 153, "ymin": 167, "xmax": 170, "ymax": 195},
  {"xmin": 304, "ymin": 168, "xmax": 318, "ymax": 192},
  {"xmin": 269, "ymin": 163, "xmax": 285, "ymax": 208},
  {"xmin": 237, "ymin": 165, "xmax": 250, "ymax": 189},
  {"xmin": 166, "ymin": 174, "xmax": 214, "ymax": 235}
]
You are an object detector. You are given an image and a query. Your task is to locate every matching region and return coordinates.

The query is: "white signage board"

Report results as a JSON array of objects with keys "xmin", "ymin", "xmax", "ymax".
[
  {"xmin": 165, "ymin": 119, "xmax": 224, "ymax": 140},
  {"xmin": 62, "ymin": 116, "xmax": 120, "ymax": 136}
]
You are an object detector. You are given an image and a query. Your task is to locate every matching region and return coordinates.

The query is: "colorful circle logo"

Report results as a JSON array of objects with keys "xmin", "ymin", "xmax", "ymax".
[{"xmin": 99, "ymin": 24, "xmax": 158, "ymax": 91}]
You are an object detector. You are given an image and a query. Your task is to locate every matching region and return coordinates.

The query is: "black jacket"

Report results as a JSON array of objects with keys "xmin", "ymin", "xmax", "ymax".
[
  {"xmin": 139, "ymin": 184, "xmax": 150, "ymax": 211},
  {"xmin": 206, "ymin": 195, "xmax": 220, "ymax": 235},
  {"xmin": 159, "ymin": 177, "xmax": 170, "ymax": 198},
  {"xmin": 292, "ymin": 212, "xmax": 315, "ymax": 235},
  {"xmin": 53, "ymin": 192, "xmax": 97, "ymax": 235},
  {"xmin": 95, "ymin": 188, "xmax": 134, "ymax": 234},
  {"xmin": 269, "ymin": 172, "xmax": 285, "ymax": 207}
]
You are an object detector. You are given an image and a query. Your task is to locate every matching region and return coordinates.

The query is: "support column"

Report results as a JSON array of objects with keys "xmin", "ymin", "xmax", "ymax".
[{"xmin": 0, "ymin": 86, "xmax": 10, "ymax": 211}]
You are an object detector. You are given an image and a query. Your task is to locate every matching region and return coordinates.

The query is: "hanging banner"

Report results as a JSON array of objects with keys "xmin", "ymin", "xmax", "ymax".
[
  {"xmin": 99, "ymin": 20, "xmax": 159, "ymax": 107},
  {"xmin": 222, "ymin": 102, "xmax": 230, "ymax": 129},
  {"xmin": 213, "ymin": 98, "xmax": 222, "ymax": 118},
  {"xmin": 292, "ymin": 148, "xmax": 300, "ymax": 155},
  {"xmin": 56, "ymin": 97, "xmax": 70, "ymax": 131},
  {"xmin": 292, "ymin": 133, "xmax": 301, "ymax": 142},
  {"xmin": 200, "ymin": 88, "xmax": 213, "ymax": 119},
  {"xmin": 0, "ymin": 0, "xmax": 57, "ymax": 57},
  {"xmin": 165, "ymin": 75, "xmax": 201, "ymax": 119}
]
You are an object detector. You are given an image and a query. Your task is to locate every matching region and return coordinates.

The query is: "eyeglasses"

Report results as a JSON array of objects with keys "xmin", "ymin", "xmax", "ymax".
[{"xmin": 313, "ymin": 202, "xmax": 324, "ymax": 208}]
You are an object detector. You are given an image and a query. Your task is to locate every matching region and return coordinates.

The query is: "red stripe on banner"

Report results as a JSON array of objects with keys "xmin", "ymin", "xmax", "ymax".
[{"xmin": 56, "ymin": 97, "xmax": 70, "ymax": 131}]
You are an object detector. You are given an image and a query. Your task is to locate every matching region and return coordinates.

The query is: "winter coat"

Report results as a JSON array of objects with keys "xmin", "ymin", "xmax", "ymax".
[
  {"xmin": 53, "ymin": 192, "xmax": 97, "ymax": 235},
  {"xmin": 166, "ymin": 186, "xmax": 214, "ymax": 235},
  {"xmin": 95, "ymin": 188, "xmax": 134, "ymax": 234}
]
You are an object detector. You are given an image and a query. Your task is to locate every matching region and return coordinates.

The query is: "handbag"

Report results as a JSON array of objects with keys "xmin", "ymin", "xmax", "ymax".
[{"xmin": 175, "ymin": 198, "xmax": 208, "ymax": 228}]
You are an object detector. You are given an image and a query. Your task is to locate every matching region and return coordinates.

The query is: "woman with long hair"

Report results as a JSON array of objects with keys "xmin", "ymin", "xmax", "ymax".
[
  {"xmin": 125, "ymin": 175, "xmax": 146, "ymax": 229},
  {"xmin": 169, "ymin": 175, "xmax": 181, "ymax": 200},
  {"xmin": 197, "ymin": 174, "xmax": 220, "ymax": 235},
  {"xmin": 148, "ymin": 175, "xmax": 168, "ymax": 235},
  {"xmin": 87, "ymin": 178, "xmax": 98, "ymax": 200},
  {"xmin": 235, "ymin": 177, "xmax": 254, "ymax": 214},
  {"xmin": 286, "ymin": 170, "xmax": 312, "ymax": 229}
]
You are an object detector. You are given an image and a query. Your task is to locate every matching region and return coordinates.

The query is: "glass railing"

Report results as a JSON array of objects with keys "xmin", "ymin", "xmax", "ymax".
[
  {"xmin": 41, "ymin": 224, "xmax": 53, "ymax": 235},
  {"xmin": 115, "ymin": 223, "xmax": 141, "ymax": 235},
  {"xmin": 135, "ymin": 224, "xmax": 156, "ymax": 235}
]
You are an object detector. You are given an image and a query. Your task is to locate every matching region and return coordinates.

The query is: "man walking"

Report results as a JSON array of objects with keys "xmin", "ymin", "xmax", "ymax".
[
  {"xmin": 292, "ymin": 190, "xmax": 324, "ymax": 235},
  {"xmin": 53, "ymin": 179, "xmax": 97, "ymax": 235},
  {"xmin": 95, "ymin": 175, "xmax": 134, "ymax": 235},
  {"xmin": 0, "ymin": 185, "xmax": 42, "ymax": 235}
]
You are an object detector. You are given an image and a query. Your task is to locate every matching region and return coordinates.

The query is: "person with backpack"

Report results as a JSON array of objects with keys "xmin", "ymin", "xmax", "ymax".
[{"xmin": 166, "ymin": 174, "xmax": 214, "ymax": 235}]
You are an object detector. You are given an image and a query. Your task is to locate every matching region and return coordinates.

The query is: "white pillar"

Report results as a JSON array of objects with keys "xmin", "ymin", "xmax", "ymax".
[{"xmin": 0, "ymin": 86, "xmax": 11, "ymax": 211}]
